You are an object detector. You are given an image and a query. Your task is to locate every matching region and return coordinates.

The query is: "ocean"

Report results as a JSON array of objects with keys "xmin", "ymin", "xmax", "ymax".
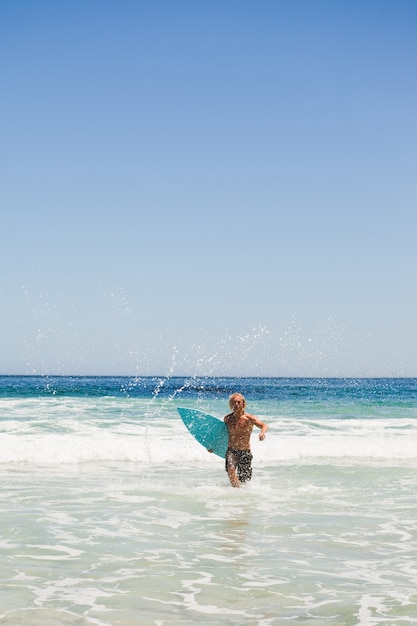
[{"xmin": 1, "ymin": 376, "xmax": 417, "ymax": 626}]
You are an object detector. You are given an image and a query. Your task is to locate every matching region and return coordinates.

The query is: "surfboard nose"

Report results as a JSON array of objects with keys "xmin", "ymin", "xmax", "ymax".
[{"xmin": 177, "ymin": 407, "xmax": 228, "ymax": 458}]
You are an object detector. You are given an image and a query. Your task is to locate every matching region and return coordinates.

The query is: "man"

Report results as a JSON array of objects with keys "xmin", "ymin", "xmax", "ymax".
[{"xmin": 224, "ymin": 393, "xmax": 268, "ymax": 488}]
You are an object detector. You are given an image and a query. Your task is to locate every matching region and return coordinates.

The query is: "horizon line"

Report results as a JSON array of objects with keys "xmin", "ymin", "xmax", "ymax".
[{"xmin": 1, "ymin": 374, "xmax": 417, "ymax": 380}]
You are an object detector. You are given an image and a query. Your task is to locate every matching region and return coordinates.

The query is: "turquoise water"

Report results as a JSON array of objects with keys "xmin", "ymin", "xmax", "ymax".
[{"xmin": 1, "ymin": 377, "xmax": 417, "ymax": 625}]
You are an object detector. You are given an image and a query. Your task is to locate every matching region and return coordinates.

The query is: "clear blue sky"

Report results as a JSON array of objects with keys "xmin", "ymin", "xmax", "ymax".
[{"xmin": 1, "ymin": 0, "xmax": 416, "ymax": 376}]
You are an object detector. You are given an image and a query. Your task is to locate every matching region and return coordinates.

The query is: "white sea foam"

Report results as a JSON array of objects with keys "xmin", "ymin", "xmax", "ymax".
[{"xmin": 2, "ymin": 399, "xmax": 417, "ymax": 466}]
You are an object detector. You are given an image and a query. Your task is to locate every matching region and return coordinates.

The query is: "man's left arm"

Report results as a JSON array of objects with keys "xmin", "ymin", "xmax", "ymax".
[{"xmin": 249, "ymin": 414, "xmax": 268, "ymax": 441}]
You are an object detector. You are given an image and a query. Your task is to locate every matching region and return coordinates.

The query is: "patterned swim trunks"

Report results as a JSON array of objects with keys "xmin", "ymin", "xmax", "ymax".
[{"xmin": 225, "ymin": 448, "xmax": 253, "ymax": 484}]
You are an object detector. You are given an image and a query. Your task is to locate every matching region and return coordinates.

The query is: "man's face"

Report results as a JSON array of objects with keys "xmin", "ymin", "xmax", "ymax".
[{"xmin": 230, "ymin": 396, "xmax": 244, "ymax": 412}]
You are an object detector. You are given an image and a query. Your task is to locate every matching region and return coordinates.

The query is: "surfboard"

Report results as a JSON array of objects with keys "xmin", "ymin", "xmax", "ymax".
[{"xmin": 177, "ymin": 407, "xmax": 228, "ymax": 458}]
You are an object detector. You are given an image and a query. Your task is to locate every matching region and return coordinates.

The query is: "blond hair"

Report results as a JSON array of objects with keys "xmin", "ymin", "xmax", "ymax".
[{"xmin": 228, "ymin": 393, "xmax": 246, "ymax": 409}]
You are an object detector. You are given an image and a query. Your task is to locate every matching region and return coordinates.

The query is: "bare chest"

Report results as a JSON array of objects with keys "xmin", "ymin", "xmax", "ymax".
[{"xmin": 226, "ymin": 415, "xmax": 253, "ymax": 434}]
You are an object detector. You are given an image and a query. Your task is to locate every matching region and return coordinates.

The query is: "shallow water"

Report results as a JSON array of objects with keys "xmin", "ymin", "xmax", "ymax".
[{"xmin": 1, "ymin": 377, "xmax": 417, "ymax": 625}]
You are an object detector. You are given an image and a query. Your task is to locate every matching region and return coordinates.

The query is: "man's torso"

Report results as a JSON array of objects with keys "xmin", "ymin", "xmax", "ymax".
[{"xmin": 224, "ymin": 412, "xmax": 254, "ymax": 450}]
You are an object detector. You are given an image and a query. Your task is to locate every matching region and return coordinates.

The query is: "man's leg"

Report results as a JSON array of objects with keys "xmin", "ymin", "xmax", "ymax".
[
  {"xmin": 227, "ymin": 465, "xmax": 241, "ymax": 488},
  {"xmin": 225, "ymin": 449, "xmax": 241, "ymax": 488}
]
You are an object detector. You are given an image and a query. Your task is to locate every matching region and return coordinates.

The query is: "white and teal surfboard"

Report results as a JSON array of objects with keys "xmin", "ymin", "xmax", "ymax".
[{"xmin": 177, "ymin": 407, "xmax": 228, "ymax": 458}]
